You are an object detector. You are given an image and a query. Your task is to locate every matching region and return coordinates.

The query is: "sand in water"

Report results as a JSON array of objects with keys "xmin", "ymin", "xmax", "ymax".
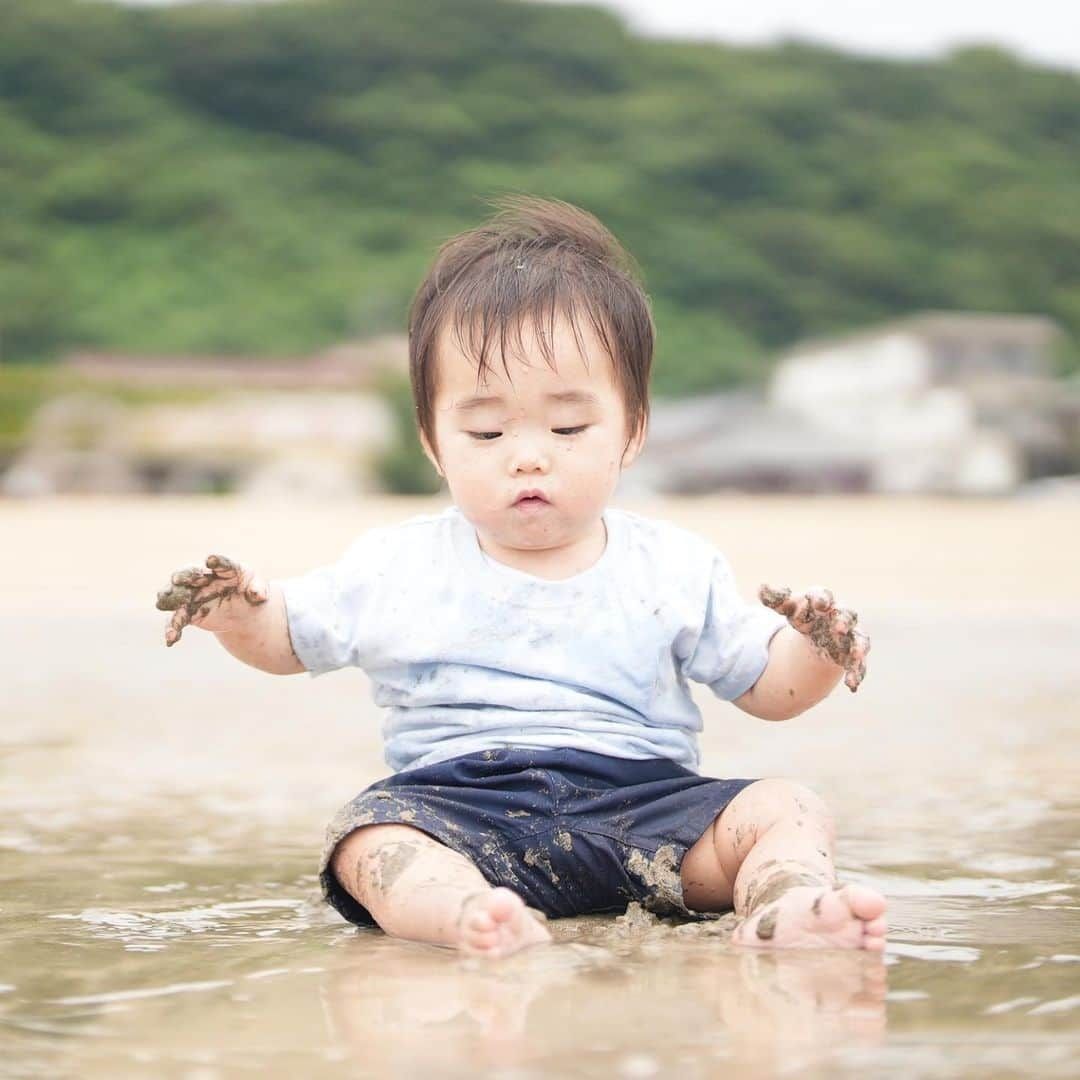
[{"xmin": 2, "ymin": 495, "xmax": 1078, "ymax": 1077}]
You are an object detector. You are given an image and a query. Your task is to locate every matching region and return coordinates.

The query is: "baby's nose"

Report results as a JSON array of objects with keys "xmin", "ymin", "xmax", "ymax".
[
  {"xmin": 513, "ymin": 455, "xmax": 549, "ymax": 474},
  {"xmin": 510, "ymin": 440, "xmax": 551, "ymax": 473}
]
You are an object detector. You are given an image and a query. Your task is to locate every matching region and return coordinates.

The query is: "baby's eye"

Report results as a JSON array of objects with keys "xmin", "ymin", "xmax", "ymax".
[
  {"xmin": 554, "ymin": 426, "xmax": 588, "ymax": 436},
  {"xmin": 467, "ymin": 432, "xmax": 501, "ymax": 441}
]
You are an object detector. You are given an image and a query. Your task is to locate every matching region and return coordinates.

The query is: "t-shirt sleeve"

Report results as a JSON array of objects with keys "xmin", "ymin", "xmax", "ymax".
[
  {"xmin": 271, "ymin": 529, "xmax": 388, "ymax": 678},
  {"xmin": 678, "ymin": 550, "xmax": 787, "ymax": 701}
]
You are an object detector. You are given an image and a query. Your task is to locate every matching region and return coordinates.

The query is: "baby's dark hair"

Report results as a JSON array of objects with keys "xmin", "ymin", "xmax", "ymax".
[{"xmin": 407, "ymin": 195, "xmax": 654, "ymax": 461}]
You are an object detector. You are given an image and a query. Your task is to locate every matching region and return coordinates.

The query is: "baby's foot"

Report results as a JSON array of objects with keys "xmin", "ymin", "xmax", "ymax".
[
  {"xmin": 732, "ymin": 883, "xmax": 887, "ymax": 951},
  {"xmin": 457, "ymin": 887, "xmax": 553, "ymax": 958}
]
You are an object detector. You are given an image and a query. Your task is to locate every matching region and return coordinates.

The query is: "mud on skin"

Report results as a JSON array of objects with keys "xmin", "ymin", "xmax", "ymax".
[
  {"xmin": 155, "ymin": 554, "xmax": 266, "ymax": 646},
  {"xmin": 367, "ymin": 841, "xmax": 422, "ymax": 895},
  {"xmin": 742, "ymin": 866, "xmax": 835, "ymax": 942},
  {"xmin": 759, "ymin": 584, "xmax": 870, "ymax": 692}
]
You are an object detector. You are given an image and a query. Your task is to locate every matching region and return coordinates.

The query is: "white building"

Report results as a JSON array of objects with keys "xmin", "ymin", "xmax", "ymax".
[
  {"xmin": 1, "ymin": 338, "xmax": 408, "ymax": 497},
  {"xmin": 624, "ymin": 311, "xmax": 1073, "ymax": 497},
  {"xmin": 768, "ymin": 312, "xmax": 1065, "ymax": 494}
]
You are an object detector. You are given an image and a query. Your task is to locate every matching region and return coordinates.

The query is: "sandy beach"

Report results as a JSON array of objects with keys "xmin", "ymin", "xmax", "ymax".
[{"xmin": 2, "ymin": 494, "xmax": 1078, "ymax": 1078}]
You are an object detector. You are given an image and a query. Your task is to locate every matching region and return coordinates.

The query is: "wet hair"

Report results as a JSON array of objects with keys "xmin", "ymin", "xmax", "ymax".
[{"xmin": 407, "ymin": 195, "xmax": 654, "ymax": 463}]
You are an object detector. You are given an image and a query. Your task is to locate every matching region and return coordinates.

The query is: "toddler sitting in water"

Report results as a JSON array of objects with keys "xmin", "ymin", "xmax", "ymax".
[{"xmin": 157, "ymin": 196, "xmax": 886, "ymax": 958}]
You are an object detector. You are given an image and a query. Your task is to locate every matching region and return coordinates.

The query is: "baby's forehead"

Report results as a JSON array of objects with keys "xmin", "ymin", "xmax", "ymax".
[
  {"xmin": 434, "ymin": 313, "xmax": 617, "ymax": 395},
  {"xmin": 438, "ymin": 359, "xmax": 619, "ymax": 418}
]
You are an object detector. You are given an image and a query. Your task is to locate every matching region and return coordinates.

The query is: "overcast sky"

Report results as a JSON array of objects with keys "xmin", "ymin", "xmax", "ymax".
[
  {"xmin": 119, "ymin": 0, "xmax": 1080, "ymax": 73},
  {"xmin": 541, "ymin": 0, "xmax": 1080, "ymax": 71}
]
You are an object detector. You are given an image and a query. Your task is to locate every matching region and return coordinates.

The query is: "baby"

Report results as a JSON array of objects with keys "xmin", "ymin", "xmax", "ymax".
[{"xmin": 156, "ymin": 196, "xmax": 886, "ymax": 959}]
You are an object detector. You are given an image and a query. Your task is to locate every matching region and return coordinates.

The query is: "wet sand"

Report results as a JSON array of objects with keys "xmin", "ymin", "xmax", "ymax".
[{"xmin": 2, "ymin": 495, "xmax": 1078, "ymax": 1078}]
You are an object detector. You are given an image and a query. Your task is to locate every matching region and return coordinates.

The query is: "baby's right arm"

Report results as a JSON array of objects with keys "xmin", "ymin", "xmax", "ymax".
[{"xmin": 155, "ymin": 555, "xmax": 305, "ymax": 675}]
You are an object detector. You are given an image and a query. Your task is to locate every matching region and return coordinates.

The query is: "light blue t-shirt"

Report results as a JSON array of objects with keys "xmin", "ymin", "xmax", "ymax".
[{"xmin": 274, "ymin": 505, "xmax": 786, "ymax": 774}]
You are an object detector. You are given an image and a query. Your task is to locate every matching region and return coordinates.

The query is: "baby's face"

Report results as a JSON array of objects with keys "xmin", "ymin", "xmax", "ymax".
[{"xmin": 422, "ymin": 311, "xmax": 643, "ymax": 567}]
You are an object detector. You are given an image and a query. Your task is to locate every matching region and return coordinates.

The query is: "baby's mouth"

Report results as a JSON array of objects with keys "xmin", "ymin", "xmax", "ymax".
[{"xmin": 513, "ymin": 490, "xmax": 551, "ymax": 510}]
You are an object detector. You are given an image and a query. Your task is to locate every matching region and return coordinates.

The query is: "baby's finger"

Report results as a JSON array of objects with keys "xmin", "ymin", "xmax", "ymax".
[
  {"xmin": 790, "ymin": 592, "xmax": 817, "ymax": 628},
  {"xmin": 848, "ymin": 630, "xmax": 871, "ymax": 664},
  {"xmin": 170, "ymin": 565, "xmax": 215, "ymax": 590},
  {"xmin": 844, "ymin": 656, "xmax": 867, "ymax": 692},
  {"xmin": 206, "ymin": 554, "xmax": 242, "ymax": 578},
  {"xmin": 759, "ymin": 584, "xmax": 794, "ymax": 614},
  {"xmin": 831, "ymin": 607, "xmax": 858, "ymax": 636},
  {"xmin": 766, "ymin": 589, "xmax": 812, "ymax": 628},
  {"xmin": 243, "ymin": 574, "xmax": 269, "ymax": 605},
  {"xmin": 165, "ymin": 607, "xmax": 191, "ymax": 647},
  {"xmin": 156, "ymin": 583, "xmax": 194, "ymax": 612},
  {"xmin": 844, "ymin": 631, "xmax": 871, "ymax": 690},
  {"xmin": 761, "ymin": 585, "xmax": 816, "ymax": 626},
  {"xmin": 806, "ymin": 586, "xmax": 835, "ymax": 616}
]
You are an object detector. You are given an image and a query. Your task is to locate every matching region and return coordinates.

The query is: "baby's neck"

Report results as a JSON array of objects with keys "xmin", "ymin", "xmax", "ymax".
[{"xmin": 476, "ymin": 518, "xmax": 608, "ymax": 581}]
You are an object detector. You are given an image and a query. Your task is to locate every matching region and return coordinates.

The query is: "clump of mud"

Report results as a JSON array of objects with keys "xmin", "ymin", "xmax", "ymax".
[{"xmin": 610, "ymin": 902, "xmax": 739, "ymax": 943}]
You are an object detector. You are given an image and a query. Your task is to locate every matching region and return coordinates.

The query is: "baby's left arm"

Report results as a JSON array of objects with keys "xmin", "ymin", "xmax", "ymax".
[{"xmin": 734, "ymin": 585, "xmax": 870, "ymax": 721}]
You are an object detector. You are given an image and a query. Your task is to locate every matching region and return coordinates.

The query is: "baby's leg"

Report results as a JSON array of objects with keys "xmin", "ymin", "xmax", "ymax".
[
  {"xmin": 680, "ymin": 779, "xmax": 887, "ymax": 950},
  {"xmin": 330, "ymin": 823, "xmax": 552, "ymax": 958}
]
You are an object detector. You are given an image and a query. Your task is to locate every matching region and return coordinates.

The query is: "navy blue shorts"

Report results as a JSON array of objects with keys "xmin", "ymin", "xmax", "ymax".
[{"xmin": 319, "ymin": 747, "xmax": 758, "ymax": 927}]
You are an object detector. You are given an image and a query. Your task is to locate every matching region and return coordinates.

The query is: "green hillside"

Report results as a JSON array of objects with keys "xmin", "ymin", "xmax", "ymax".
[{"xmin": 3, "ymin": 0, "xmax": 1079, "ymax": 396}]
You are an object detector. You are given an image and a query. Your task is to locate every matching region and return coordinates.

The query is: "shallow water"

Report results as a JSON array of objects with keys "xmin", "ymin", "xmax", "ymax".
[{"xmin": 2, "ymin": 497, "xmax": 1079, "ymax": 1078}]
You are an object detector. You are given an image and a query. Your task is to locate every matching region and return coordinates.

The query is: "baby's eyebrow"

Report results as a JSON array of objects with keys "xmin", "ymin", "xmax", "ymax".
[{"xmin": 453, "ymin": 390, "xmax": 600, "ymax": 411}]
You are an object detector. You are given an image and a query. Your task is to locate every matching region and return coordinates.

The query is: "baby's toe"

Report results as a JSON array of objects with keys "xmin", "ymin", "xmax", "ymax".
[
  {"xmin": 864, "ymin": 915, "xmax": 888, "ymax": 937},
  {"xmin": 486, "ymin": 887, "xmax": 526, "ymax": 924},
  {"xmin": 842, "ymin": 884, "xmax": 887, "ymax": 923},
  {"xmin": 460, "ymin": 895, "xmax": 495, "ymax": 929},
  {"xmin": 465, "ymin": 909, "xmax": 495, "ymax": 933}
]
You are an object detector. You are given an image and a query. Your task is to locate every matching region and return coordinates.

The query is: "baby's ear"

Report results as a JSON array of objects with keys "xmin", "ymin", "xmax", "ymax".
[
  {"xmin": 418, "ymin": 429, "xmax": 445, "ymax": 477},
  {"xmin": 620, "ymin": 419, "xmax": 648, "ymax": 469}
]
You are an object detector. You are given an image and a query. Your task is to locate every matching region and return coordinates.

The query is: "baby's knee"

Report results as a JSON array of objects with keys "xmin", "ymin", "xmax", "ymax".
[
  {"xmin": 750, "ymin": 779, "xmax": 835, "ymax": 841},
  {"xmin": 330, "ymin": 822, "xmax": 434, "ymax": 898}
]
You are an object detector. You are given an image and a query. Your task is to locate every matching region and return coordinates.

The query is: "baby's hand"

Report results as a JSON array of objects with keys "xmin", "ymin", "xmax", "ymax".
[
  {"xmin": 759, "ymin": 584, "xmax": 870, "ymax": 692},
  {"xmin": 155, "ymin": 555, "xmax": 269, "ymax": 647}
]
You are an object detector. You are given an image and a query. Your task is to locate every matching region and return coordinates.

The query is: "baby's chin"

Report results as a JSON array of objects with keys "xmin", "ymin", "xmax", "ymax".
[
  {"xmin": 485, "ymin": 512, "xmax": 596, "ymax": 544},
  {"xmin": 470, "ymin": 512, "xmax": 566, "ymax": 543},
  {"xmin": 478, "ymin": 527, "xmax": 566, "ymax": 554}
]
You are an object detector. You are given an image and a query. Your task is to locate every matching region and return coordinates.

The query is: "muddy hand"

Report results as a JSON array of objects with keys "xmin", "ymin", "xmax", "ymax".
[
  {"xmin": 759, "ymin": 584, "xmax": 871, "ymax": 692},
  {"xmin": 155, "ymin": 554, "xmax": 269, "ymax": 647}
]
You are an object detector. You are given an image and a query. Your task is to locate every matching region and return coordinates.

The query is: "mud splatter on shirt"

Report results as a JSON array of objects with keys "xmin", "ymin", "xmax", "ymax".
[{"xmin": 275, "ymin": 505, "xmax": 785, "ymax": 773}]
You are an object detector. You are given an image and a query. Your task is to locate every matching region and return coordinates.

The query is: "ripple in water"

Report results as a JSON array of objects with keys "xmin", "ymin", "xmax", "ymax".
[{"xmin": 48, "ymin": 898, "xmax": 316, "ymax": 952}]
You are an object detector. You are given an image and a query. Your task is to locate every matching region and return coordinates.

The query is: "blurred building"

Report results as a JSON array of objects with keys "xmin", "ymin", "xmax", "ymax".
[
  {"xmin": 4, "ymin": 316, "xmax": 1078, "ymax": 498},
  {"xmin": 619, "ymin": 390, "xmax": 871, "ymax": 496},
  {"xmin": 625, "ymin": 312, "xmax": 1077, "ymax": 496},
  {"xmin": 0, "ymin": 338, "xmax": 407, "ymax": 497},
  {"xmin": 63, "ymin": 335, "xmax": 409, "ymax": 390}
]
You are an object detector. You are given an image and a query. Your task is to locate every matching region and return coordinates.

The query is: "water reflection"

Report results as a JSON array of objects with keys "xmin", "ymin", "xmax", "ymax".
[
  {"xmin": 5, "ymin": 820, "xmax": 1078, "ymax": 1079},
  {"xmin": 321, "ymin": 930, "xmax": 887, "ymax": 1076},
  {"xmin": 3, "ymin": 497, "xmax": 1080, "ymax": 1077}
]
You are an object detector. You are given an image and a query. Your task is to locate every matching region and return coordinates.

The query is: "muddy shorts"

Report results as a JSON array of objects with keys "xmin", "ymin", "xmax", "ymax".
[{"xmin": 319, "ymin": 747, "xmax": 757, "ymax": 927}]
